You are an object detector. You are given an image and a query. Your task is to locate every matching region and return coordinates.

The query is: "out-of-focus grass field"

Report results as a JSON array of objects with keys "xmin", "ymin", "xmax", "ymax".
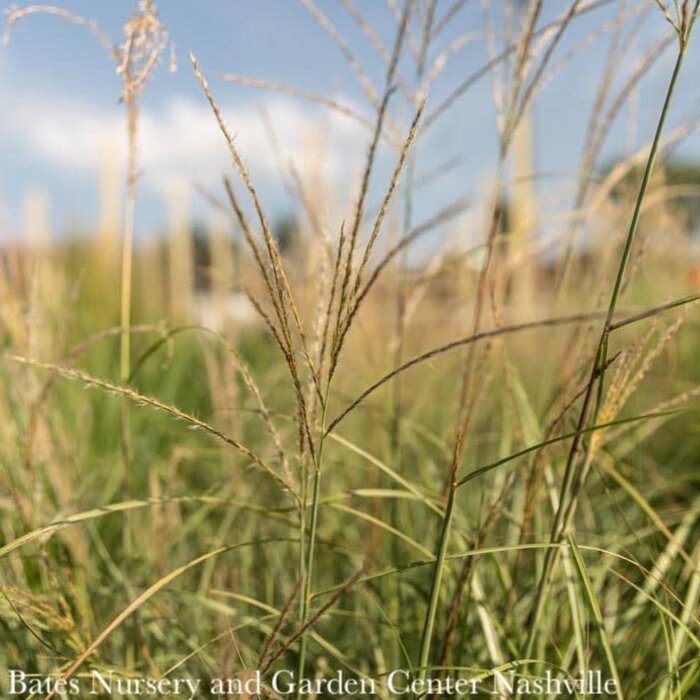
[{"xmin": 2, "ymin": 2, "xmax": 700, "ymax": 698}]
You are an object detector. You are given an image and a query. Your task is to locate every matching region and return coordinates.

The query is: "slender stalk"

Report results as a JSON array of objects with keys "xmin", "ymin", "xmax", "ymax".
[
  {"xmin": 525, "ymin": 8, "xmax": 698, "ymax": 657},
  {"xmin": 295, "ymin": 399, "xmax": 328, "ymax": 698},
  {"xmin": 120, "ymin": 107, "xmax": 138, "ymax": 388},
  {"xmin": 120, "ymin": 103, "xmax": 138, "ymax": 559},
  {"xmin": 417, "ymin": 451, "xmax": 459, "ymax": 682},
  {"xmin": 390, "ymin": 0, "xmax": 435, "ymax": 457}
]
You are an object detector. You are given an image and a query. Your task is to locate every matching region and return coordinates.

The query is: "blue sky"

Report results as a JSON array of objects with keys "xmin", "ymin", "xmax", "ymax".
[{"xmin": 1, "ymin": 0, "xmax": 699, "ymax": 248}]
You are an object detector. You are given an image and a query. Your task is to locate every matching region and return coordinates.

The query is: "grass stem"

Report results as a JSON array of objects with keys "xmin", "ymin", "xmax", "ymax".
[{"xmin": 525, "ymin": 8, "xmax": 698, "ymax": 656}]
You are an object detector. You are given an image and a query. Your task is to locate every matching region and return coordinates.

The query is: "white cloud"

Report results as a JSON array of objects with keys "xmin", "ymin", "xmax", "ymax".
[{"xmin": 5, "ymin": 87, "xmax": 368, "ymax": 199}]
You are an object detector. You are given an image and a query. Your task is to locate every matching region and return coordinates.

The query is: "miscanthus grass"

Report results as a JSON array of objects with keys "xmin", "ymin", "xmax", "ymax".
[{"xmin": 3, "ymin": 2, "xmax": 700, "ymax": 698}]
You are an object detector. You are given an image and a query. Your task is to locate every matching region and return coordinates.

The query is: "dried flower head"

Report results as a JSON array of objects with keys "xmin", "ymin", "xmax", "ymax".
[{"xmin": 115, "ymin": 0, "xmax": 174, "ymax": 104}]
